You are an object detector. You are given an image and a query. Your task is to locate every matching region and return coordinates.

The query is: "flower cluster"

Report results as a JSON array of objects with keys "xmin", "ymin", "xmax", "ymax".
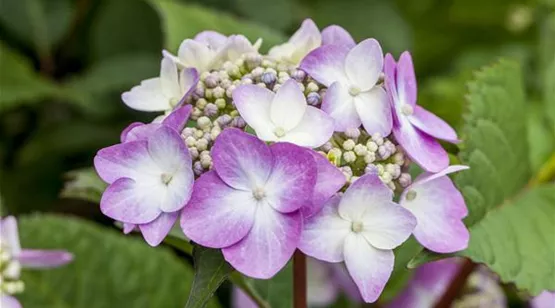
[
  {"xmin": 94, "ymin": 18, "xmax": 470, "ymax": 303},
  {"xmin": 0, "ymin": 217, "xmax": 73, "ymax": 307}
]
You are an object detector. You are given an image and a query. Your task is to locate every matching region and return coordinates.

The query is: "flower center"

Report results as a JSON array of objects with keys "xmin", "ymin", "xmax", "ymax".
[
  {"xmin": 348, "ymin": 86, "xmax": 361, "ymax": 96},
  {"xmin": 351, "ymin": 221, "xmax": 364, "ymax": 233},
  {"xmin": 401, "ymin": 104, "xmax": 414, "ymax": 116},
  {"xmin": 406, "ymin": 190, "xmax": 417, "ymax": 201},
  {"xmin": 161, "ymin": 173, "xmax": 173, "ymax": 185},
  {"xmin": 274, "ymin": 127, "xmax": 286, "ymax": 137},
  {"xmin": 0, "ymin": 243, "xmax": 25, "ymax": 295},
  {"xmin": 252, "ymin": 187, "xmax": 266, "ymax": 201}
]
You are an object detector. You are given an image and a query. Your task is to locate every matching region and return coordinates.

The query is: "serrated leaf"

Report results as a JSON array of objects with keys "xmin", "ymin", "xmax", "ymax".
[
  {"xmin": 185, "ymin": 246, "xmax": 233, "ymax": 308},
  {"xmin": 527, "ymin": 103, "xmax": 555, "ymax": 173},
  {"xmin": 17, "ymin": 214, "xmax": 219, "ymax": 307},
  {"xmin": 147, "ymin": 0, "xmax": 285, "ymax": 53},
  {"xmin": 60, "ymin": 168, "xmax": 106, "ymax": 203},
  {"xmin": 412, "ymin": 60, "xmax": 555, "ymax": 295},
  {"xmin": 0, "ymin": 43, "xmax": 59, "ymax": 110}
]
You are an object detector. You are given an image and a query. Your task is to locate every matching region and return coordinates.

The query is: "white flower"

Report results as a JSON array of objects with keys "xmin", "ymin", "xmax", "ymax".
[{"xmin": 268, "ymin": 19, "xmax": 321, "ymax": 65}]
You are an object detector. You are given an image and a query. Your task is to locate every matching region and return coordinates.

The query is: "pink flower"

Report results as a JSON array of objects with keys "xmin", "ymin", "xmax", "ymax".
[
  {"xmin": 531, "ymin": 291, "xmax": 555, "ymax": 308},
  {"xmin": 400, "ymin": 165, "xmax": 470, "ymax": 253},
  {"xmin": 0, "ymin": 217, "xmax": 73, "ymax": 307},
  {"xmin": 384, "ymin": 52, "xmax": 459, "ymax": 172},
  {"xmin": 299, "ymin": 173, "xmax": 416, "ymax": 302},
  {"xmin": 300, "ymin": 39, "xmax": 391, "ymax": 135},
  {"xmin": 180, "ymin": 128, "xmax": 317, "ymax": 279},
  {"xmin": 94, "ymin": 105, "xmax": 194, "ymax": 247}
]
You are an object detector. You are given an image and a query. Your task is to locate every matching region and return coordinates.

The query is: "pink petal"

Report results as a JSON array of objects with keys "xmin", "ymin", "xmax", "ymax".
[
  {"xmin": 265, "ymin": 143, "xmax": 316, "ymax": 213},
  {"xmin": 180, "ymin": 171, "xmax": 256, "ymax": 248},
  {"xmin": 531, "ymin": 291, "xmax": 555, "ymax": 308},
  {"xmin": 94, "ymin": 140, "xmax": 156, "ymax": 184},
  {"xmin": 353, "ymin": 86, "xmax": 392, "ymax": 136},
  {"xmin": 100, "ymin": 177, "xmax": 163, "ymax": 224},
  {"xmin": 138, "ymin": 211, "xmax": 179, "ymax": 247},
  {"xmin": 321, "ymin": 82, "xmax": 360, "ymax": 132},
  {"xmin": 359, "ymin": 201, "xmax": 416, "ymax": 250},
  {"xmin": 194, "ymin": 31, "xmax": 227, "ymax": 50},
  {"xmin": 299, "ymin": 196, "xmax": 351, "ymax": 262},
  {"xmin": 280, "ymin": 107, "xmax": 335, "ymax": 148},
  {"xmin": 393, "ymin": 116, "xmax": 449, "ymax": 173},
  {"xmin": 409, "ymin": 105, "xmax": 459, "ymax": 143},
  {"xmin": 400, "ymin": 170, "xmax": 469, "ymax": 253},
  {"xmin": 270, "ymin": 80, "xmax": 307, "ymax": 131},
  {"xmin": 321, "ymin": 25, "xmax": 356, "ymax": 48},
  {"xmin": 345, "ymin": 39, "xmax": 383, "ymax": 91},
  {"xmin": 396, "ymin": 51, "xmax": 417, "ymax": 107},
  {"xmin": 338, "ymin": 173, "xmax": 393, "ymax": 221},
  {"xmin": 303, "ymin": 151, "xmax": 345, "ymax": 218},
  {"xmin": 383, "ymin": 53, "xmax": 398, "ymax": 102},
  {"xmin": 1, "ymin": 295, "xmax": 21, "ymax": 308},
  {"xmin": 211, "ymin": 128, "xmax": 274, "ymax": 190},
  {"xmin": 222, "ymin": 205, "xmax": 301, "ymax": 279},
  {"xmin": 123, "ymin": 223, "xmax": 136, "ymax": 234},
  {"xmin": 0, "ymin": 216, "xmax": 21, "ymax": 255},
  {"xmin": 120, "ymin": 122, "xmax": 144, "ymax": 143},
  {"xmin": 122, "ymin": 123, "xmax": 159, "ymax": 142},
  {"xmin": 178, "ymin": 67, "xmax": 199, "ymax": 104},
  {"xmin": 300, "ymin": 45, "xmax": 350, "ymax": 87},
  {"xmin": 162, "ymin": 104, "xmax": 192, "ymax": 132},
  {"xmin": 232, "ymin": 287, "xmax": 258, "ymax": 308},
  {"xmin": 18, "ymin": 249, "xmax": 73, "ymax": 268},
  {"xmin": 232, "ymin": 85, "xmax": 276, "ymax": 141},
  {"xmin": 343, "ymin": 234, "xmax": 394, "ymax": 303}
]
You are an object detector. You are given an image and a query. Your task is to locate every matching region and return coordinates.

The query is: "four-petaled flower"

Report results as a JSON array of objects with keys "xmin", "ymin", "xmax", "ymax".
[
  {"xmin": 400, "ymin": 165, "xmax": 470, "ymax": 253},
  {"xmin": 181, "ymin": 128, "xmax": 317, "ymax": 278},
  {"xmin": 384, "ymin": 52, "xmax": 459, "ymax": 172},
  {"xmin": 94, "ymin": 105, "xmax": 195, "ymax": 247},
  {"xmin": 1, "ymin": 217, "xmax": 73, "ymax": 308},
  {"xmin": 300, "ymin": 39, "xmax": 391, "ymax": 135},
  {"xmin": 299, "ymin": 173, "xmax": 416, "ymax": 303},
  {"xmin": 268, "ymin": 19, "xmax": 321, "ymax": 65},
  {"xmin": 233, "ymin": 79, "xmax": 335, "ymax": 148}
]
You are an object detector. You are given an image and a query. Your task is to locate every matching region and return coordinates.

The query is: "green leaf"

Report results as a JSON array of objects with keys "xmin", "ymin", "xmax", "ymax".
[
  {"xmin": 235, "ymin": 0, "xmax": 297, "ymax": 31},
  {"xmin": 411, "ymin": 60, "xmax": 555, "ymax": 295},
  {"xmin": 185, "ymin": 246, "xmax": 233, "ymax": 308},
  {"xmin": 527, "ymin": 103, "xmax": 555, "ymax": 173},
  {"xmin": 0, "ymin": 43, "xmax": 59, "ymax": 111},
  {"xmin": 147, "ymin": 0, "xmax": 285, "ymax": 53},
  {"xmin": 17, "ymin": 214, "xmax": 219, "ymax": 307},
  {"xmin": 245, "ymin": 261, "xmax": 293, "ymax": 308},
  {"xmin": 545, "ymin": 57, "xmax": 555, "ymax": 135},
  {"xmin": 60, "ymin": 168, "xmax": 106, "ymax": 203},
  {"xmin": 379, "ymin": 237, "xmax": 421, "ymax": 303},
  {"xmin": 0, "ymin": 0, "xmax": 72, "ymax": 52}
]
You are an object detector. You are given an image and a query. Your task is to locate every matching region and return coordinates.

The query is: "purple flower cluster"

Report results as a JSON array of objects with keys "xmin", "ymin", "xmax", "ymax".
[{"xmin": 94, "ymin": 18, "xmax": 472, "ymax": 303}]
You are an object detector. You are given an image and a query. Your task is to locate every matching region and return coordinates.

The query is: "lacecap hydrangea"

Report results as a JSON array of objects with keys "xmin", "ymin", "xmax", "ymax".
[{"xmin": 93, "ymin": 18, "xmax": 470, "ymax": 303}]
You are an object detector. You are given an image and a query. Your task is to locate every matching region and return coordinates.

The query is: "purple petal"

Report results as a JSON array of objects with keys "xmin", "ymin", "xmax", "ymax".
[
  {"xmin": 0, "ymin": 216, "xmax": 21, "ymax": 255},
  {"xmin": 321, "ymin": 82, "xmax": 360, "ymax": 132},
  {"xmin": 162, "ymin": 104, "xmax": 192, "ymax": 131},
  {"xmin": 300, "ymin": 45, "xmax": 349, "ymax": 87},
  {"xmin": 400, "ymin": 167, "xmax": 469, "ymax": 253},
  {"xmin": 321, "ymin": 25, "xmax": 356, "ymax": 48},
  {"xmin": 280, "ymin": 106, "xmax": 335, "ymax": 148},
  {"xmin": 344, "ymin": 39, "xmax": 383, "ymax": 91},
  {"xmin": 531, "ymin": 291, "xmax": 555, "ymax": 308},
  {"xmin": 299, "ymin": 196, "xmax": 350, "ymax": 262},
  {"xmin": 264, "ymin": 143, "xmax": 316, "ymax": 213},
  {"xmin": 232, "ymin": 85, "xmax": 275, "ymax": 141},
  {"xmin": 122, "ymin": 123, "xmax": 160, "ymax": 142},
  {"xmin": 1, "ymin": 295, "xmax": 21, "ymax": 308},
  {"xmin": 138, "ymin": 211, "xmax": 179, "ymax": 247},
  {"xmin": 232, "ymin": 287, "xmax": 258, "ymax": 308},
  {"xmin": 18, "ymin": 249, "xmax": 73, "ymax": 268},
  {"xmin": 211, "ymin": 128, "xmax": 274, "ymax": 190},
  {"xmin": 339, "ymin": 173, "xmax": 393, "ymax": 221},
  {"xmin": 343, "ymin": 234, "xmax": 394, "ymax": 303},
  {"xmin": 303, "ymin": 151, "xmax": 345, "ymax": 218},
  {"xmin": 270, "ymin": 80, "xmax": 307, "ymax": 131},
  {"xmin": 409, "ymin": 105, "xmax": 459, "ymax": 143},
  {"xmin": 181, "ymin": 171, "xmax": 256, "ymax": 248},
  {"xmin": 101, "ymin": 177, "xmax": 163, "ymax": 224},
  {"xmin": 393, "ymin": 116, "xmax": 449, "ymax": 173},
  {"xmin": 396, "ymin": 51, "xmax": 417, "ymax": 107},
  {"xmin": 194, "ymin": 31, "xmax": 227, "ymax": 50},
  {"xmin": 383, "ymin": 53, "xmax": 398, "ymax": 102},
  {"xmin": 123, "ymin": 223, "xmax": 136, "ymax": 234},
  {"xmin": 94, "ymin": 140, "xmax": 155, "ymax": 184},
  {"xmin": 223, "ymin": 205, "xmax": 301, "ymax": 279},
  {"xmin": 120, "ymin": 122, "xmax": 144, "ymax": 143},
  {"xmin": 177, "ymin": 67, "xmax": 199, "ymax": 106},
  {"xmin": 353, "ymin": 86, "xmax": 392, "ymax": 136}
]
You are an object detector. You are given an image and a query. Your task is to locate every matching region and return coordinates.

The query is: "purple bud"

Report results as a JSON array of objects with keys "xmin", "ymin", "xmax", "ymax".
[
  {"xmin": 292, "ymin": 69, "xmax": 306, "ymax": 81},
  {"xmin": 217, "ymin": 114, "xmax": 232, "ymax": 126},
  {"xmin": 320, "ymin": 142, "xmax": 333, "ymax": 152},
  {"xmin": 204, "ymin": 103, "xmax": 218, "ymax": 117},
  {"xmin": 182, "ymin": 127, "xmax": 195, "ymax": 138},
  {"xmin": 306, "ymin": 92, "xmax": 321, "ymax": 106},
  {"xmin": 231, "ymin": 116, "xmax": 246, "ymax": 128},
  {"xmin": 261, "ymin": 72, "xmax": 277, "ymax": 85},
  {"xmin": 193, "ymin": 161, "xmax": 204, "ymax": 176},
  {"xmin": 204, "ymin": 75, "xmax": 219, "ymax": 88},
  {"xmin": 378, "ymin": 145, "xmax": 391, "ymax": 159}
]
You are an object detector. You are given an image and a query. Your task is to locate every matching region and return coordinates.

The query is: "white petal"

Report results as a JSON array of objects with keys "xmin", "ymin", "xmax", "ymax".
[
  {"xmin": 345, "ymin": 39, "xmax": 383, "ymax": 91},
  {"xmin": 0, "ymin": 217, "xmax": 21, "ymax": 256},
  {"xmin": 353, "ymin": 86, "xmax": 392, "ymax": 136},
  {"xmin": 299, "ymin": 44, "xmax": 350, "ymax": 87},
  {"xmin": 280, "ymin": 106, "xmax": 335, "ymax": 148},
  {"xmin": 179, "ymin": 67, "xmax": 198, "ymax": 97},
  {"xmin": 287, "ymin": 19, "xmax": 322, "ymax": 64},
  {"xmin": 338, "ymin": 173, "xmax": 393, "ymax": 221},
  {"xmin": 343, "ymin": 234, "xmax": 394, "ymax": 303},
  {"xmin": 321, "ymin": 82, "xmax": 360, "ymax": 132},
  {"xmin": 160, "ymin": 57, "xmax": 181, "ymax": 99},
  {"xmin": 177, "ymin": 39, "xmax": 215, "ymax": 72},
  {"xmin": 121, "ymin": 78, "xmax": 171, "ymax": 112},
  {"xmin": 232, "ymin": 85, "xmax": 277, "ymax": 141},
  {"xmin": 270, "ymin": 80, "xmax": 307, "ymax": 131},
  {"xmin": 360, "ymin": 201, "xmax": 416, "ymax": 250}
]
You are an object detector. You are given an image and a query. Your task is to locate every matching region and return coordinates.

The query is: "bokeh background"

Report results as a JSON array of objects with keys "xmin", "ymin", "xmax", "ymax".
[{"xmin": 0, "ymin": 0, "xmax": 553, "ymax": 307}]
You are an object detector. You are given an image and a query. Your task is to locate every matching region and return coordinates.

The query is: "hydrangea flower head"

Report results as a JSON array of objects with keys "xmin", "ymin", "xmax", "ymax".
[
  {"xmin": 268, "ymin": 19, "xmax": 321, "ymax": 65},
  {"xmin": 384, "ymin": 52, "xmax": 459, "ymax": 172},
  {"xmin": 1, "ymin": 216, "xmax": 73, "ymax": 307},
  {"xmin": 299, "ymin": 172, "xmax": 417, "ymax": 302},
  {"xmin": 181, "ymin": 128, "xmax": 316, "ymax": 278}
]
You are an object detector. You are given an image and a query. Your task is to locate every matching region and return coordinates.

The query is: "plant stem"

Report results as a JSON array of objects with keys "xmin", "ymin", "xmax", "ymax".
[
  {"xmin": 433, "ymin": 258, "xmax": 477, "ymax": 307},
  {"xmin": 293, "ymin": 250, "xmax": 307, "ymax": 308}
]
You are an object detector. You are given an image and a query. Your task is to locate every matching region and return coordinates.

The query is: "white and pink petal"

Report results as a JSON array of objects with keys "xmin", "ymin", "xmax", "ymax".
[
  {"xmin": 321, "ymin": 25, "xmax": 356, "ymax": 48},
  {"xmin": 321, "ymin": 82, "xmax": 360, "ymax": 132},
  {"xmin": 17, "ymin": 249, "xmax": 73, "ymax": 268},
  {"xmin": 353, "ymin": 86, "xmax": 392, "ymax": 136},
  {"xmin": 344, "ymin": 39, "xmax": 383, "ymax": 91},
  {"xmin": 139, "ymin": 211, "xmax": 179, "ymax": 247},
  {"xmin": 409, "ymin": 105, "xmax": 459, "ymax": 143},
  {"xmin": 300, "ymin": 45, "xmax": 350, "ymax": 87},
  {"xmin": 338, "ymin": 173, "xmax": 393, "ymax": 221},
  {"xmin": 280, "ymin": 107, "xmax": 335, "ymax": 148},
  {"xmin": 270, "ymin": 80, "xmax": 307, "ymax": 131}
]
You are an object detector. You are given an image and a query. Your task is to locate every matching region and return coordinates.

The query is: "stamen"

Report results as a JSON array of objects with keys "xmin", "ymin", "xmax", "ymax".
[
  {"xmin": 348, "ymin": 86, "xmax": 361, "ymax": 96},
  {"xmin": 351, "ymin": 221, "xmax": 364, "ymax": 233},
  {"xmin": 274, "ymin": 127, "xmax": 286, "ymax": 137},
  {"xmin": 401, "ymin": 104, "xmax": 414, "ymax": 116},
  {"xmin": 406, "ymin": 190, "xmax": 417, "ymax": 201},
  {"xmin": 161, "ymin": 173, "xmax": 173, "ymax": 185},
  {"xmin": 252, "ymin": 187, "xmax": 266, "ymax": 201}
]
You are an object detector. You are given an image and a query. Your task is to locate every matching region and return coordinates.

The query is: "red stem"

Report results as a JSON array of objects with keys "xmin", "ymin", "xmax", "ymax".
[{"xmin": 293, "ymin": 250, "xmax": 307, "ymax": 308}]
